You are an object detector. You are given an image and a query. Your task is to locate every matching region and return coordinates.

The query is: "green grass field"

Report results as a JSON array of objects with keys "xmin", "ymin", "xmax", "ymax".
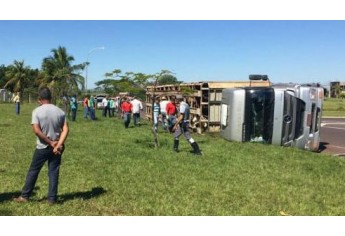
[
  {"xmin": 0, "ymin": 102, "xmax": 344, "ymax": 216},
  {"xmin": 323, "ymin": 98, "xmax": 345, "ymax": 117}
]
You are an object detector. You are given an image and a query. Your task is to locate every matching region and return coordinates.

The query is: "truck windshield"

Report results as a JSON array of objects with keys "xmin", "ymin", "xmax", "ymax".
[{"xmin": 244, "ymin": 88, "xmax": 275, "ymax": 143}]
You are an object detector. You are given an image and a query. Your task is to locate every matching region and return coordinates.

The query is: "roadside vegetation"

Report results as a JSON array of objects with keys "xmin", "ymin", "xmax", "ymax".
[
  {"xmin": 0, "ymin": 103, "xmax": 344, "ymax": 216},
  {"xmin": 322, "ymin": 98, "xmax": 345, "ymax": 117},
  {"xmin": 0, "ymin": 46, "xmax": 179, "ymax": 105}
]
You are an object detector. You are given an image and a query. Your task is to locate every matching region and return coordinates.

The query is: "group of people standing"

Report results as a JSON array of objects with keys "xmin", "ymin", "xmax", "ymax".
[
  {"xmin": 153, "ymin": 96, "xmax": 176, "ymax": 132},
  {"xmin": 120, "ymin": 96, "xmax": 143, "ymax": 128},
  {"xmin": 82, "ymin": 95, "xmax": 97, "ymax": 120},
  {"xmin": 61, "ymin": 94, "xmax": 145, "ymax": 127},
  {"xmin": 101, "ymin": 95, "xmax": 119, "ymax": 118},
  {"xmin": 10, "ymin": 91, "xmax": 201, "ymax": 156},
  {"xmin": 63, "ymin": 94, "xmax": 104, "ymax": 121}
]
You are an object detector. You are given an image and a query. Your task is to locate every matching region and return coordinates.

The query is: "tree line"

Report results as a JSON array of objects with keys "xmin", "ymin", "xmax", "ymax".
[{"xmin": 0, "ymin": 46, "xmax": 181, "ymax": 103}]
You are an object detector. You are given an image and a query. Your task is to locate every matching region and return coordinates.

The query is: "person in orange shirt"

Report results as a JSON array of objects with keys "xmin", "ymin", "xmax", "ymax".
[{"xmin": 121, "ymin": 97, "xmax": 133, "ymax": 128}]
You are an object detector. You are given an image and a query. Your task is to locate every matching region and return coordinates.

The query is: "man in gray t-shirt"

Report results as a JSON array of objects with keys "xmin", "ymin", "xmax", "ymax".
[
  {"xmin": 14, "ymin": 87, "xmax": 69, "ymax": 205},
  {"xmin": 32, "ymin": 102, "xmax": 66, "ymax": 149}
]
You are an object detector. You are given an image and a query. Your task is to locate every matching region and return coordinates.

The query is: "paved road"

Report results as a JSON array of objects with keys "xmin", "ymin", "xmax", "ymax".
[{"xmin": 320, "ymin": 117, "xmax": 345, "ymax": 156}]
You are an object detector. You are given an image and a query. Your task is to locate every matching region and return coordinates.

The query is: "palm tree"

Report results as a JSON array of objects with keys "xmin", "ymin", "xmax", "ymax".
[
  {"xmin": 334, "ymin": 84, "xmax": 342, "ymax": 98},
  {"xmin": 41, "ymin": 46, "xmax": 84, "ymax": 101},
  {"xmin": 4, "ymin": 60, "xmax": 31, "ymax": 102}
]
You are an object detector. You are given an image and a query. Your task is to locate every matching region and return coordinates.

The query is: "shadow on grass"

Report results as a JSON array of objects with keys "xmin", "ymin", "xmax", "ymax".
[
  {"xmin": 0, "ymin": 191, "xmax": 22, "ymax": 203},
  {"xmin": 0, "ymin": 187, "xmax": 106, "ymax": 204},
  {"xmin": 59, "ymin": 187, "xmax": 106, "ymax": 203},
  {"xmin": 0, "ymin": 186, "xmax": 40, "ymax": 203}
]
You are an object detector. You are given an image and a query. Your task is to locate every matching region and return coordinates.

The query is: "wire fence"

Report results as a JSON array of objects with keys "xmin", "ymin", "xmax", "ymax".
[{"xmin": 0, "ymin": 89, "xmax": 39, "ymax": 104}]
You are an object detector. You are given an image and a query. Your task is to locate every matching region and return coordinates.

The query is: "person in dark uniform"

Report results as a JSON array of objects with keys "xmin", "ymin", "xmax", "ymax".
[{"xmin": 172, "ymin": 96, "xmax": 202, "ymax": 155}]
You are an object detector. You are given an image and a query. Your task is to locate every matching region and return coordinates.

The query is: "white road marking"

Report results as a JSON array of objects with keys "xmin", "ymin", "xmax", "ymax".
[{"xmin": 322, "ymin": 122, "xmax": 345, "ymax": 125}]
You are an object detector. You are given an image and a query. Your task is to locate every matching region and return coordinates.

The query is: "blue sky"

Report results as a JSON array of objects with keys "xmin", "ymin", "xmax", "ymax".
[{"xmin": 1, "ymin": 20, "xmax": 345, "ymax": 88}]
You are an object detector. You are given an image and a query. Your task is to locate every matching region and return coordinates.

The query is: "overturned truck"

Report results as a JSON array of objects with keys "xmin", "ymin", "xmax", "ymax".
[{"xmin": 145, "ymin": 77, "xmax": 271, "ymax": 134}]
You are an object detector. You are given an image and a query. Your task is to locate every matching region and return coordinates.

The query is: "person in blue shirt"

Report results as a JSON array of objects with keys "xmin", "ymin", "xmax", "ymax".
[{"xmin": 70, "ymin": 94, "xmax": 78, "ymax": 121}]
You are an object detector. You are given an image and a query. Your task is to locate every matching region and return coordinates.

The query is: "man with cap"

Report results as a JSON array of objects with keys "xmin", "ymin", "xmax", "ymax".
[{"xmin": 172, "ymin": 96, "xmax": 202, "ymax": 155}]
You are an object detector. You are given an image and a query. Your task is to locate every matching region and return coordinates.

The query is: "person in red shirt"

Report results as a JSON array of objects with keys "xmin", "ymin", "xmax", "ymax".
[
  {"xmin": 166, "ymin": 96, "xmax": 177, "ymax": 132},
  {"xmin": 121, "ymin": 97, "xmax": 133, "ymax": 128},
  {"xmin": 83, "ymin": 95, "xmax": 90, "ymax": 119}
]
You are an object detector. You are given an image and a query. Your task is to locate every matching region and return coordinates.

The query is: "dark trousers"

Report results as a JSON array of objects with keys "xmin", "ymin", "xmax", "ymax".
[
  {"xmin": 103, "ymin": 106, "xmax": 110, "ymax": 117},
  {"xmin": 15, "ymin": 102, "xmax": 20, "ymax": 115},
  {"xmin": 174, "ymin": 121, "xmax": 192, "ymax": 140},
  {"xmin": 133, "ymin": 113, "xmax": 140, "ymax": 126},
  {"xmin": 71, "ymin": 108, "xmax": 77, "ymax": 121},
  {"xmin": 21, "ymin": 147, "xmax": 62, "ymax": 202},
  {"xmin": 90, "ymin": 108, "xmax": 96, "ymax": 120},
  {"xmin": 123, "ymin": 112, "xmax": 131, "ymax": 128},
  {"xmin": 168, "ymin": 115, "xmax": 176, "ymax": 131}
]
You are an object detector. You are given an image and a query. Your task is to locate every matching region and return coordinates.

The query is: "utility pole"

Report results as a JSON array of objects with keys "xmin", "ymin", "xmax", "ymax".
[{"xmin": 85, "ymin": 46, "xmax": 105, "ymax": 92}]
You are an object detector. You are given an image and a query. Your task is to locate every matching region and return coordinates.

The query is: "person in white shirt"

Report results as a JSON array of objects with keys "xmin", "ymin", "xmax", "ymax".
[
  {"xmin": 159, "ymin": 96, "xmax": 169, "ymax": 130},
  {"xmin": 130, "ymin": 97, "xmax": 143, "ymax": 126},
  {"xmin": 102, "ymin": 96, "xmax": 109, "ymax": 117}
]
